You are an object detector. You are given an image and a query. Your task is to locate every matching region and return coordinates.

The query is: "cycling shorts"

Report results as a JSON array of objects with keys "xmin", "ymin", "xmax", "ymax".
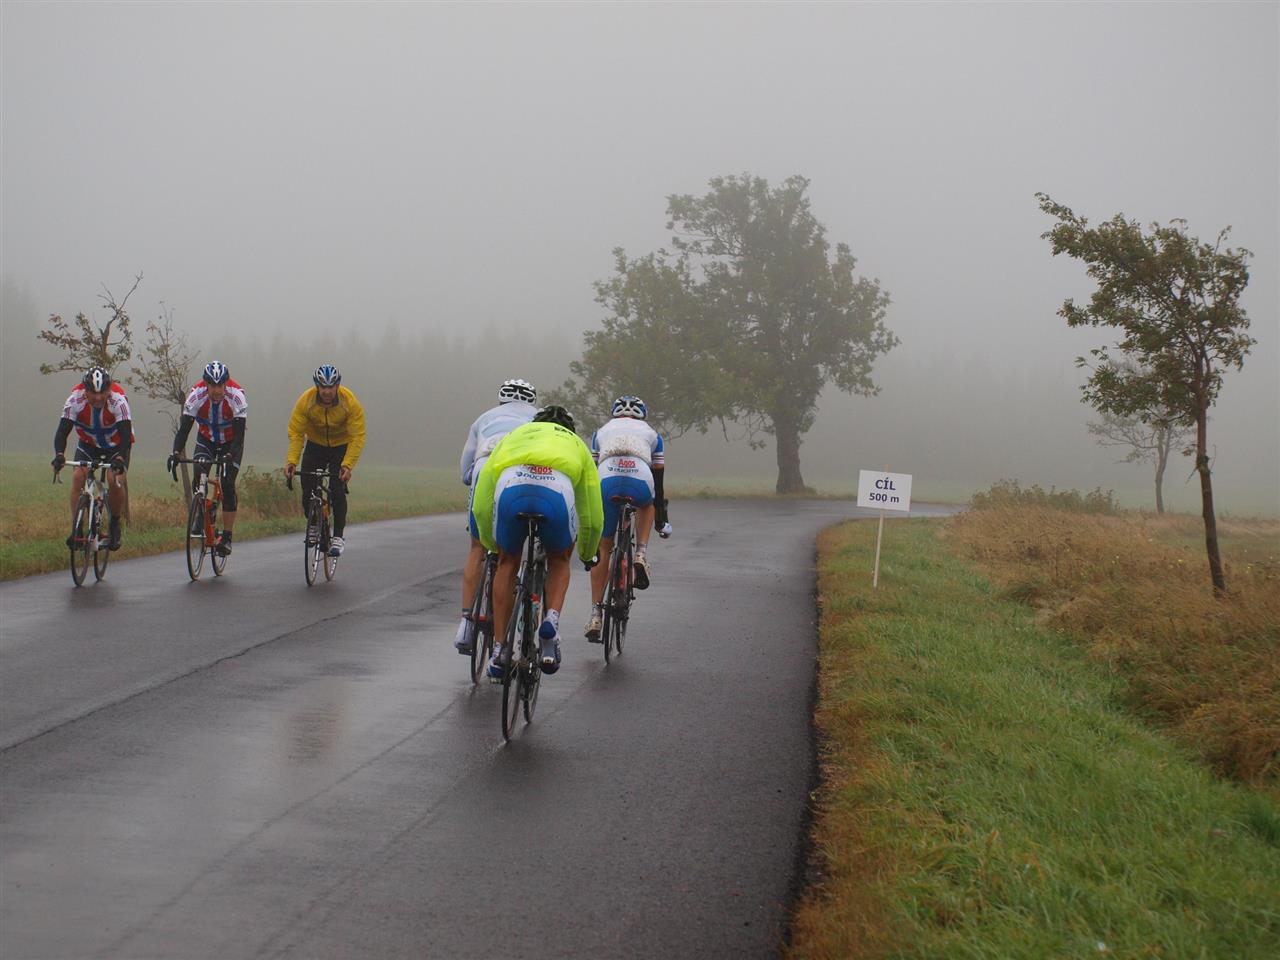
[
  {"xmin": 492, "ymin": 464, "xmax": 577, "ymax": 555},
  {"xmin": 467, "ymin": 454, "xmax": 489, "ymax": 540},
  {"xmin": 74, "ymin": 443, "xmax": 131, "ymax": 469},
  {"xmin": 598, "ymin": 456, "xmax": 654, "ymax": 536}
]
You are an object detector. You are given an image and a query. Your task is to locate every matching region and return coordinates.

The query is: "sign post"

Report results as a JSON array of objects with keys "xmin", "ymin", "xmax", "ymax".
[{"xmin": 857, "ymin": 469, "xmax": 913, "ymax": 588}]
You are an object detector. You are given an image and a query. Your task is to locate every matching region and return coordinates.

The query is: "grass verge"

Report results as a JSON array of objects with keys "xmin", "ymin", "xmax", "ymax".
[
  {"xmin": 0, "ymin": 453, "xmax": 467, "ymax": 580},
  {"xmin": 788, "ymin": 518, "xmax": 1280, "ymax": 960}
]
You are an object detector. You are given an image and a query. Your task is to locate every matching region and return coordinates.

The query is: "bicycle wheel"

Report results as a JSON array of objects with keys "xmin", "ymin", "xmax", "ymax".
[
  {"xmin": 92, "ymin": 500, "xmax": 110, "ymax": 581},
  {"xmin": 186, "ymin": 494, "xmax": 207, "ymax": 581},
  {"xmin": 500, "ymin": 594, "xmax": 523, "ymax": 741},
  {"xmin": 613, "ymin": 540, "xmax": 631, "ymax": 656},
  {"xmin": 522, "ymin": 560, "xmax": 545, "ymax": 722},
  {"xmin": 322, "ymin": 515, "xmax": 337, "ymax": 581},
  {"xmin": 209, "ymin": 501, "xmax": 227, "ymax": 576},
  {"xmin": 69, "ymin": 493, "xmax": 91, "ymax": 586},
  {"xmin": 304, "ymin": 500, "xmax": 322, "ymax": 586},
  {"xmin": 467, "ymin": 559, "xmax": 489, "ymax": 684}
]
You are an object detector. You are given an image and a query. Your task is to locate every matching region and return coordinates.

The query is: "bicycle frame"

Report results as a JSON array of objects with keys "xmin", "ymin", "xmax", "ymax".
[
  {"xmin": 501, "ymin": 514, "xmax": 547, "ymax": 740},
  {"xmin": 59, "ymin": 458, "xmax": 117, "ymax": 586},
  {"xmin": 288, "ymin": 468, "xmax": 342, "ymax": 585},
  {"xmin": 602, "ymin": 496, "xmax": 637, "ymax": 661},
  {"xmin": 174, "ymin": 454, "xmax": 231, "ymax": 581}
]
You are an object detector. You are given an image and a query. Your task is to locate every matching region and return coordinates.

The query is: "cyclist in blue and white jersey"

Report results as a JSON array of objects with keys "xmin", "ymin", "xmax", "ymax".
[
  {"xmin": 584, "ymin": 395, "xmax": 672, "ymax": 642},
  {"xmin": 168, "ymin": 361, "xmax": 247, "ymax": 556},
  {"xmin": 452, "ymin": 378, "xmax": 539, "ymax": 655}
]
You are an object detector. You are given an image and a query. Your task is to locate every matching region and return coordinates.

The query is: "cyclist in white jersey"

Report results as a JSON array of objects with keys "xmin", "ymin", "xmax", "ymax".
[
  {"xmin": 453, "ymin": 378, "xmax": 539, "ymax": 655},
  {"xmin": 584, "ymin": 395, "xmax": 672, "ymax": 641}
]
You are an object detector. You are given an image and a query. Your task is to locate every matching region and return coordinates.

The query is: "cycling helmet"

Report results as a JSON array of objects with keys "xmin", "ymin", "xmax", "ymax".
[
  {"xmin": 497, "ymin": 378, "xmax": 537, "ymax": 405},
  {"xmin": 82, "ymin": 367, "xmax": 112, "ymax": 392},
  {"xmin": 202, "ymin": 361, "xmax": 230, "ymax": 385},
  {"xmin": 611, "ymin": 395, "xmax": 647, "ymax": 420},
  {"xmin": 532, "ymin": 404, "xmax": 576, "ymax": 433},
  {"xmin": 313, "ymin": 364, "xmax": 342, "ymax": 387}
]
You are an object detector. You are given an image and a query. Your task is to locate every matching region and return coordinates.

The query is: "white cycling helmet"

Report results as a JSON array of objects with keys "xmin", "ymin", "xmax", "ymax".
[
  {"xmin": 611, "ymin": 395, "xmax": 647, "ymax": 420},
  {"xmin": 498, "ymin": 378, "xmax": 537, "ymax": 405}
]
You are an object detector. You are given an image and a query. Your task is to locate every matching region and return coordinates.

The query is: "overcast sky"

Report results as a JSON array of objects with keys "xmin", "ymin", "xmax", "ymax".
[{"xmin": 2, "ymin": 2, "xmax": 1276, "ymax": 507}]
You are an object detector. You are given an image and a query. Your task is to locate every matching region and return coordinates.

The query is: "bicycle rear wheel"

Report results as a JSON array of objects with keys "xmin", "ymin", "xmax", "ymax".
[
  {"xmin": 467, "ymin": 557, "xmax": 492, "ymax": 685},
  {"xmin": 500, "ymin": 598, "xmax": 523, "ymax": 741},
  {"xmin": 92, "ymin": 501, "xmax": 110, "ymax": 581},
  {"xmin": 186, "ymin": 494, "xmax": 206, "ymax": 581},
  {"xmin": 304, "ymin": 500, "xmax": 322, "ymax": 586},
  {"xmin": 613, "ymin": 542, "xmax": 631, "ymax": 656},
  {"xmin": 70, "ymin": 493, "xmax": 91, "ymax": 586},
  {"xmin": 522, "ymin": 560, "xmax": 545, "ymax": 721}
]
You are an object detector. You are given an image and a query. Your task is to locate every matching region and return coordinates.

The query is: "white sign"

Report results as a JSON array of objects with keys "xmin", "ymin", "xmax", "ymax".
[{"xmin": 857, "ymin": 470, "xmax": 912, "ymax": 512}]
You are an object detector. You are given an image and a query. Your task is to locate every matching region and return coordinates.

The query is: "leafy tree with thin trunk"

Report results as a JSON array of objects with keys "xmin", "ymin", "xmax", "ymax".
[
  {"xmin": 555, "ymin": 174, "xmax": 895, "ymax": 493},
  {"xmin": 1038, "ymin": 194, "xmax": 1254, "ymax": 594},
  {"xmin": 37, "ymin": 273, "xmax": 141, "ymax": 375},
  {"xmin": 1087, "ymin": 409, "xmax": 1192, "ymax": 515},
  {"xmin": 131, "ymin": 302, "xmax": 198, "ymax": 501}
]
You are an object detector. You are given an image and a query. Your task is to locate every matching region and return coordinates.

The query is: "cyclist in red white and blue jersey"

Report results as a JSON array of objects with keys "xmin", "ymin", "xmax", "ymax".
[
  {"xmin": 584, "ymin": 395, "xmax": 672, "ymax": 641},
  {"xmin": 168, "ymin": 361, "xmax": 247, "ymax": 556},
  {"xmin": 52, "ymin": 366, "xmax": 133, "ymax": 551}
]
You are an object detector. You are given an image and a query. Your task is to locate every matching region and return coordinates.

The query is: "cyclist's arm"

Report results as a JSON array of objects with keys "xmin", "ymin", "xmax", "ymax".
[
  {"xmin": 113, "ymin": 420, "xmax": 133, "ymax": 467},
  {"xmin": 472, "ymin": 458, "xmax": 498, "ymax": 552},
  {"xmin": 340, "ymin": 390, "xmax": 366, "ymax": 469},
  {"xmin": 574, "ymin": 440, "xmax": 604, "ymax": 563},
  {"xmin": 172, "ymin": 413, "xmax": 195, "ymax": 454},
  {"xmin": 54, "ymin": 418, "xmax": 75, "ymax": 457},
  {"xmin": 285, "ymin": 392, "xmax": 310, "ymax": 466},
  {"xmin": 229, "ymin": 418, "xmax": 246, "ymax": 466},
  {"xmin": 460, "ymin": 421, "xmax": 480, "ymax": 486}
]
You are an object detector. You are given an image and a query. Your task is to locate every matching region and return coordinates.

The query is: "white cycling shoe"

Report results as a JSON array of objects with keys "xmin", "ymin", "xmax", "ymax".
[{"xmin": 328, "ymin": 536, "xmax": 345, "ymax": 558}]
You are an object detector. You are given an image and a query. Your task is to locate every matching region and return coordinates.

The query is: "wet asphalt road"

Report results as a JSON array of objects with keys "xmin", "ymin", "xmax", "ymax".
[{"xmin": 1, "ymin": 499, "xmax": 953, "ymax": 959}]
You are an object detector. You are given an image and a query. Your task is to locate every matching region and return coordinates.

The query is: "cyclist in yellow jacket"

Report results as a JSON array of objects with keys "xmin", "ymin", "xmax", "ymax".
[
  {"xmin": 472, "ymin": 405, "xmax": 603, "ymax": 678},
  {"xmin": 283, "ymin": 364, "xmax": 366, "ymax": 557}
]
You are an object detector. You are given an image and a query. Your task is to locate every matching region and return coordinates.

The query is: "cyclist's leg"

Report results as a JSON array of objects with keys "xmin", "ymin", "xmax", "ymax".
[
  {"xmin": 326, "ymin": 444, "xmax": 349, "ymax": 537},
  {"xmin": 299, "ymin": 441, "xmax": 324, "ymax": 520},
  {"xmin": 218, "ymin": 441, "xmax": 240, "ymax": 534},
  {"xmin": 68, "ymin": 446, "xmax": 92, "ymax": 522},
  {"xmin": 527, "ymin": 475, "xmax": 577, "ymax": 673},
  {"xmin": 104, "ymin": 447, "xmax": 129, "ymax": 548},
  {"xmin": 455, "ymin": 537, "xmax": 487, "ymax": 653}
]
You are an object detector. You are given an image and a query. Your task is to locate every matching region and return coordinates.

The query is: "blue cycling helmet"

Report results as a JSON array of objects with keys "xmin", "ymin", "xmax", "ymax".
[
  {"xmin": 81, "ymin": 366, "xmax": 112, "ymax": 392},
  {"xmin": 202, "ymin": 361, "xmax": 230, "ymax": 385},
  {"xmin": 313, "ymin": 364, "xmax": 342, "ymax": 387},
  {"xmin": 611, "ymin": 395, "xmax": 647, "ymax": 420}
]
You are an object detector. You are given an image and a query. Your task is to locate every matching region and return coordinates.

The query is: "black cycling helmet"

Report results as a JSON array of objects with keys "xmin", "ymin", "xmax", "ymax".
[
  {"xmin": 82, "ymin": 367, "xmax": 112, "ymax": 392},
  {"xmin": 532, "ymin": 404, "xmax": 575, "ymax": 433}
]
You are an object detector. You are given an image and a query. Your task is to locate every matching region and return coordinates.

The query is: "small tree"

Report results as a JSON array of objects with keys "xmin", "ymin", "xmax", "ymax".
[
  {"xmin": 38, "ymin": 273, "xmax": 142, "ymax": 376},
  {"xmin": 1038, "ymin": 194, "xmax": 1254, "ymax": 594},
  {"xmin": 1087, "ymin": 410, "xmax": 1192, "ymax": 514},
  {"xmin": 130, "ymin": 302, "xmax": 198, "ymax": 500}
]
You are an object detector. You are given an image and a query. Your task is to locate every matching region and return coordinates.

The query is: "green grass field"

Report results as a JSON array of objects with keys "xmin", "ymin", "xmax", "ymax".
[{"xmin": 789, "ymin": 518, "xmax": 1280, "ymax": 959}]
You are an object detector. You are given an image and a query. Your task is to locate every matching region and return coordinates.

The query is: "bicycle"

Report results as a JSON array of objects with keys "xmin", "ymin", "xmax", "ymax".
[
  {"xmin": 466, "ymin": 550, "xmax": 499, "ymax": 685},
  {"xmin": 55, "ymin": 457, "xmax": 118, "ymax": 586},
  {"xmin": 286, "ymin": 468, "xmax": 343, "ymax": 586},
  {"xmin": 171, "ymin": 454, "xmax": 231, "ymax": 581},
  {"xmin": 496, "ymin": 513, "xmax": 547, "ymax": 741},
  {"xmin": 601, "ymin": 495, "xmax": 638, "ymax": 663}
]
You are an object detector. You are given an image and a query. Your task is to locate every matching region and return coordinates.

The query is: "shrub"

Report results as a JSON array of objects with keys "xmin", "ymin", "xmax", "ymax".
[{"xmin": 970, "ymin": 478, "xmax": 1117, "ymax": 514}]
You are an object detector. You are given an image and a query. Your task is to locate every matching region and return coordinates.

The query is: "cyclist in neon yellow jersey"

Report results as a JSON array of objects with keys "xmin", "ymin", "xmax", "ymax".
[{"xmin": 472, "ymin": 406, "xmax": 603, "ymax": 678}]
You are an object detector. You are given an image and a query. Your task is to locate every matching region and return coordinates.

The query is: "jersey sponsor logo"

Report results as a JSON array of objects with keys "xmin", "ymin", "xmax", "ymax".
[
  {"xmin": 526, "ymin": 465, "xmax": 553, "ymax": 475},
  {"xmin": 616, "ymin": 458, "xmax": 637, "ymax": 469}
]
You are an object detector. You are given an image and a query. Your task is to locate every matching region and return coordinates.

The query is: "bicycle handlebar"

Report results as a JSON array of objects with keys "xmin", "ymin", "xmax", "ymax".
[
  {"xmin": 286, "ymin": 469, "xmax": 349, "ymax": 495},
  {"xmin": 52, "ymin": 458, "xmax": 114, "ymax": 484}
]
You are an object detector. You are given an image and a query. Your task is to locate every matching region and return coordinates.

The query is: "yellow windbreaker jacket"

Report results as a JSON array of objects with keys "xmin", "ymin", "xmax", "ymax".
[{"xmin": 285, "ymin": 386, "xmax": 367, "ymax": 469}]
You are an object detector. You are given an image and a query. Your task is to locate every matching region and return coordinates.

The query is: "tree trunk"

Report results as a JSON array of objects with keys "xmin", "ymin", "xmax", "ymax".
[
  {"xmin": 1195, "ymin": 406, "xmax": 1227, "ymax": 596},
  {"xmin": 772, "ymin": 411, "xmax": 808, "ymax": 494},
  {"xmin": 1153, "ymin": 426, "xmax": 1168, "ymax": 515},
  {"xmin": 180, "ymin": 461, "xmax": 192, "ymax": 507}
]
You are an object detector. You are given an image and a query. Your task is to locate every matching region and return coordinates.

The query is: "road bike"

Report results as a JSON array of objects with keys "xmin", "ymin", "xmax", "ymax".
[
  {"xmin": 56, "ymin": 457, "xmax": 117, "ymax": 586},
  {"xmin": 601, "ymin": 495, "xmax": 637, "ymax": 662},
  {"xmin": 172, "ymin": 454, "xmax": 231, "ymax": 581},
  {"xmin": 466, "ymin": 550, "xmax": 499, "ymax": 685},
  {"xmin": 287, "ymin": 468, "xmax": 343, "ymax": 586},
  {"xmin": 497, "ymin": 513, "xmax": 547, "ymax": 741}
]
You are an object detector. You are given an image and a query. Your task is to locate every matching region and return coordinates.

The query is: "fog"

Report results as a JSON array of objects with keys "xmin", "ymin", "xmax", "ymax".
[{"xmin": 3, "ymin": 2, "xmax": 1277, "ymax": 512}]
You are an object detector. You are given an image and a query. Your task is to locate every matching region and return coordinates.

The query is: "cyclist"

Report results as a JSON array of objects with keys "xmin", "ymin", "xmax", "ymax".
[
  {"xmin": 471, "ymin": 405, "xmax": 603, "ymax": 678},
  {"xmin": 167, "ymin": 361, "xmax": 248, "ymax": 556},
  {"xmin": 283, "ymin": 364, "xmax": 366, "ymax": 557},
  {"xmin": 453, "ymin": 378, "xmax": 539, "ymax": 656},
  {"xmin": 584, "ymin": 395, "xmax": 671, "ymax": 641},
  {"xmin": 52, "ymin": 366, "xmax": 133, "ymax": 551}
]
